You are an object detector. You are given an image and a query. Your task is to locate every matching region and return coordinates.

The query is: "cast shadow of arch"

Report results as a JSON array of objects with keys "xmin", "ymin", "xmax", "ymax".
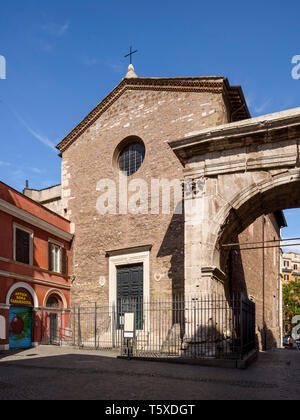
[
  {"xmin": 156, "ymin": 200, "xmax": 185, "ymax": 296},
  {"xmin": 225, "ymin": 236, "xmax": 248, "ymax": 300}
]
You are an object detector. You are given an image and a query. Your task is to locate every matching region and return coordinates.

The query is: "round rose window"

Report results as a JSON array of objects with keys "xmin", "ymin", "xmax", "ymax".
[{"xmin": 118, "ymin": 142, "xmax": 145, "ymax": 176}]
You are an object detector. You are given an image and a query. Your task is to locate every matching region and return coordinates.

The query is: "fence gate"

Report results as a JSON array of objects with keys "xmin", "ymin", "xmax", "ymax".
[{"xmin": 39, "ymin": 310, "xmax": 73, "ymax": 346}]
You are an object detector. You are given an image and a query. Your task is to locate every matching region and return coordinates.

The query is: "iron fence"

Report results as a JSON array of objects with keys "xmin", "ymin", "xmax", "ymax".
[{"xmin": 61, "ymin": 294, "xmax": 256, "ymax": 360}]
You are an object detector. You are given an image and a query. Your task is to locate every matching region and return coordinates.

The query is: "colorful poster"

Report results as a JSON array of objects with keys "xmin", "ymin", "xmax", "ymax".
[{"xmin": 9, "ymin": 307, "xmax": 32, "ymax": 348}]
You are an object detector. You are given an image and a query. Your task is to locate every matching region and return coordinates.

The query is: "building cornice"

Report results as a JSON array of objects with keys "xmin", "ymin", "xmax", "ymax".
[
  {"xmin": 56, "ymin": 77, "xmax": 250, "ymax": 153},
  {"xmin": 169, "ymin": 107, "xmax": 300, "ymax": 165},
  {"xmin": 0, "ymin": 269, "xmax": 71, "ymax": 290},
  {"xmin": 0, "ymin": 198, "xmax": 73, "ymax": 242},
  {"xmin": 106, "ymin": 244, "xmax": 152, "ymax": 257},
  {"xmin": 0, "ymin": 256, "xmax": 70, "ymax": 280}
]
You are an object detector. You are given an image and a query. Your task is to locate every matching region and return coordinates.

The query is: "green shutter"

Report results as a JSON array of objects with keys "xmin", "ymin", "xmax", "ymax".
[
  {"xmin": 48, "ymin": 242, "xmax": 53, "ymax": 271},
  {"xmin": 62, "ymin": 248, "xmax": 67, "ymax": 275}
]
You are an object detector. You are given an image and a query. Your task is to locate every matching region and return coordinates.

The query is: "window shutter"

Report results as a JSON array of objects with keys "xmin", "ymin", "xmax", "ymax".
[
  {"xmin": 62, "ymin": 247, "xmax": 67, "ymax": 275},
  {"xmin": 48, "ymin": 242, "xmax": 53, "ymax": 271},
  {"xmin": 15, "ymin": 228, "xmax": 30, "ymax": 264}
]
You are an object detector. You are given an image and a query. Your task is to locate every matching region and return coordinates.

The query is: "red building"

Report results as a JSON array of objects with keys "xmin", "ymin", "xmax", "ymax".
[{"xmin": 0, "ymin": 181, "xmax": 73, "ymax": 350}]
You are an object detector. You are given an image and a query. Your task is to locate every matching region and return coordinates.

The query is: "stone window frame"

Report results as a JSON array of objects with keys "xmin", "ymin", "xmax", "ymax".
[
  {"xmin": 112, "ymin": 135, "xmax": 146, "ymax": 177},
  {"xmin": 48, "ymin": 238, "xmax": 64, "ymax": 274}
]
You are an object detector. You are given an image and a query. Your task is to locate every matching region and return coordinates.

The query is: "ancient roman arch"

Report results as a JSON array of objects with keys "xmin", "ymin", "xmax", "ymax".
[{"xmin": 170, "ymin": 107, "xmax": 300, "ymax": 296}]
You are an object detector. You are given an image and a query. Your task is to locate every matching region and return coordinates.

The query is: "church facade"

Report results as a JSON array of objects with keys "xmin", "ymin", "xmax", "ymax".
[{"xmin": 27, "ymin": 66, "xmax": 285, "ymax": 350}]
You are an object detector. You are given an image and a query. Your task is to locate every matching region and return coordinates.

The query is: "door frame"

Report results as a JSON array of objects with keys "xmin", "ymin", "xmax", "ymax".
[
  {"xmin": 109, "ymin": 250, "xmax": 150, "ymax": 330},
  {"xmin": 49, "ymin": 312, "xmax": 58, "ymax": 344}
]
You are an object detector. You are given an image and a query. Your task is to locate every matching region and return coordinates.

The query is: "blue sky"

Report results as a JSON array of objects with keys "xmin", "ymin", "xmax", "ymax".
[{"xmin": 0, "ymin": 0, "xmax": 299, "ymax": 245}]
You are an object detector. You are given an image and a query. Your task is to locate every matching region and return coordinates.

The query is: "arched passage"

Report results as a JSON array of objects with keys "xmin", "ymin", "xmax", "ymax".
[
  {"xmin": 170, "ymin": 106, "xmax": 300, "ymax": 350},
  {"xmin": 169, "ymin": 107, "xmax": 300, "ymax": 295},
  {"xmin": 214, "ymin": 168, "xmax": 300, "ymax": 273}
]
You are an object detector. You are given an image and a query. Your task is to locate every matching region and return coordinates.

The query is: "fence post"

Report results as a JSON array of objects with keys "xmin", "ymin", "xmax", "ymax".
[
  {"xmin": 78, "ymin": 305, "xmax": 82, "ymax": 347},
  {"xmin": 94, "ymin": 302, "xmax": 97, "ymax": 349},
  {"xmin": 240, "ymin": 295, "xmax": 244, "ymax": 359},
  {"xmin": 112, "ymin": 303, "xmax": 116, "ymax": 348},
  {"xmin": 41, "ymin": 310, "xmax": 44, "ymax": 344},
  {"xmin": 60, "ymin": 312, "xmax": 62, "ymax": 346},
  {"xmin": 73, "ymin": 305, "xmax": 76, "ymax": 347}
]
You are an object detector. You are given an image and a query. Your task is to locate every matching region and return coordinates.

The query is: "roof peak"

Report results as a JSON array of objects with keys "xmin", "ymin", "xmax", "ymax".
[
  {"xmin": 125, "ymin": 64, "xmax": 138, "ymax": 79},
  {"xmin": 57, "ymin": 77, "xmax": 249, "ymax": 153}
]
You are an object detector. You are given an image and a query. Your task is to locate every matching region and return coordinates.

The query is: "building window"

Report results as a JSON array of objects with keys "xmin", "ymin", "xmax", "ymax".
[
  {"xmin": 284, "ymin": 274, "xmax": 289, "ymax": 281},
  {"xmin": 46, "ymin": 296, "xmax": 59, "ymax": 308},
  {"xmin": 48, "ymin": 241, "xmax": 67, "ymax": 275},
  {"xmin": 294, "ymin": 264, "xmax": 297, "ymax": 270},
  {"xmin": 284, "ymin": 260, "xmax": 289, "ymax": 267},
  {"xmin": 118, "ymin": 142, "xmax": 145, "ymax": 176},
  {"xmin": 13, "ymin": 225, "xmax": 33, "ymax": 265}
]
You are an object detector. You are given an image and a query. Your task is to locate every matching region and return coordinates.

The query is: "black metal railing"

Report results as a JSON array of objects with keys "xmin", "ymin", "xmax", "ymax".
[{"xmin": 60, "ymin": 294, "xmax": 256, "ymax": 360}]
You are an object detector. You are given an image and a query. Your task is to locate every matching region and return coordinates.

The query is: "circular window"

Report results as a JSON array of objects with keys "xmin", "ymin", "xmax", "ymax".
[{"xmin": 118, "ymin": 142, "xmax": 145, "ymax": 176}]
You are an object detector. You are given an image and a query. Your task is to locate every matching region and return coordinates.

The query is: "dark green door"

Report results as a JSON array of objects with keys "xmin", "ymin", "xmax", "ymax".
[
  {"xmin": 49, "ymin": 313, "xmax": 58, "ymax": 344},
  {"xmin": 117, "ymin": 264, "xmax": 143, "ymax": 330}
]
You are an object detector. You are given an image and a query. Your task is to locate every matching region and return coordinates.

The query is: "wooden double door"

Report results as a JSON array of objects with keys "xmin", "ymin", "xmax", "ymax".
[{"xmin": 116, "ymin": 263, "xmax": 143, "ymax": 330}]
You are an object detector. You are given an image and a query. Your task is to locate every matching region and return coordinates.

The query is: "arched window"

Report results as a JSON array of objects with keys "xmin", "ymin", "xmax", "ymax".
[
  {"xmin": 118, "ymin": 142, "xmax": 145, "ymax": 176},
  {"xmin": 46, "ymin": 296, "xmax": 59, "ymax": 308}
]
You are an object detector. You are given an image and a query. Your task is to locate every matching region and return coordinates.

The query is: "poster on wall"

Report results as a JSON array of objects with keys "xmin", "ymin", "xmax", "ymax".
[
  {"xmin": 9, "ymin": 306, "xmax": 32, "ymax": 348},
  {"xmin": 9, "ymin": 288, "xmax": 33, "ymax": 348}
]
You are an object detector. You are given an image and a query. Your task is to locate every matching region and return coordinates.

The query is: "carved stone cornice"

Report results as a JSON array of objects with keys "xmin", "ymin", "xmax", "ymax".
[
  {"xmin": 56, "ymin": 76, "xmax": 249, "ymax": 153},
  {"xmin": 169, "ymin": 107, "xmax": 300, "ymax": 165}
]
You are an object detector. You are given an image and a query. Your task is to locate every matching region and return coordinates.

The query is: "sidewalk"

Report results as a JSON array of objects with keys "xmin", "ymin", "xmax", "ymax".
[{"xmin": 0, "ymin": 346, "xmax": 299, "ymax": 400}]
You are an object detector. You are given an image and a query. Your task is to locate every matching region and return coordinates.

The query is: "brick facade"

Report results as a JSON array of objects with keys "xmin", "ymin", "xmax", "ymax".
[
  {"xmin": 60, "ymin": 86, "xmax": 230, "ymax": 304},
  {"xmin": 55, "ymin": 73, "xmax": 283, "ymax": 350}
]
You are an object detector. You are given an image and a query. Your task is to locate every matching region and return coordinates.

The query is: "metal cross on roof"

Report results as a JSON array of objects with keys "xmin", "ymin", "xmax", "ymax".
[{"xmin": 124, "ymin": 46, "xmax": 138, "ymax": 65}]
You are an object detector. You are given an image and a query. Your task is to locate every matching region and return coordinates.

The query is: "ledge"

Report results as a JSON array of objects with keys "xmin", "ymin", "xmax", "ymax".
[
  {"xmin": 106, "ymin": 244, "xmax": 152, "ymax": 257},
  {"xmin": 169, "ymin": 107, "xmax": 300, "ymax": 164}
]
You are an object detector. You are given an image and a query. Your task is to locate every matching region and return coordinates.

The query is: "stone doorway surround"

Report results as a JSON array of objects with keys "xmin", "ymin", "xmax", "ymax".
[{"xmin": 107, "ymin": 245, "xmax": 151, "ymax": 309}]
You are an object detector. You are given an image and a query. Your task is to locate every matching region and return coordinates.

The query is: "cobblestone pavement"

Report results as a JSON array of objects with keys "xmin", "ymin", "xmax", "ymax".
[{"xmin": 0, "ymin": 346, "xmax": 299, "ymax": 400}]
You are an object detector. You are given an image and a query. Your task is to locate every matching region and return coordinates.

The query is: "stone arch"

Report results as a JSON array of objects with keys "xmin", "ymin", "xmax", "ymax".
[
  {"xmin": 212, "ymin": 168, "xmax": 300, "ymax": 273},
  {"xmin": 43, "ymin": 289, "xmax": 67, "ymax": 309},
  {"xmin": 6, "ymin": 282, "xmax": 39, "ymax": 308}
]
